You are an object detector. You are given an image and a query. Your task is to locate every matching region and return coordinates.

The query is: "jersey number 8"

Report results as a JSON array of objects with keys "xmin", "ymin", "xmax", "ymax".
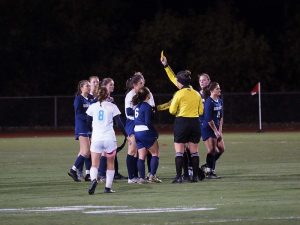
[{"xmin": 98, "ymin": 110, "xmax": 105, "ymax": 121}]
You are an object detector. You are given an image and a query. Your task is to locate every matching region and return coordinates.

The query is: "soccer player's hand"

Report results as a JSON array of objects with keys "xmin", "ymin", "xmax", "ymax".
[
  {"xmin": 160, "ymin": 51, "xmax": 168, "ymax": 67},
  {"xmin": 214, "ymin": 130, "xmax": 221, "ymax": 141}
]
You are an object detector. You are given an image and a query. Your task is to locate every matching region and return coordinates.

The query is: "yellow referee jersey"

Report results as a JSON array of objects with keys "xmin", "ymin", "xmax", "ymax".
[
  {"xmin": 164, "ymin": 66, "xmax": 177, "ymax": 87},
  {"xmin": 169, "ymin": 87, "xmax": 204, "ymax": 117}
]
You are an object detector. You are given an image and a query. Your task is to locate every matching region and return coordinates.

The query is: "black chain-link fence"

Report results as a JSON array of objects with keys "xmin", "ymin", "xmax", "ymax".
[{"xmin": 0, "ymin": 93, "xmax": 299, "ymax": 129}]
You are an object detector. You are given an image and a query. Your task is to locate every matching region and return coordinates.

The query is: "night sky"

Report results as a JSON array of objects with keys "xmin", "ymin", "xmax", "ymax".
[{"xmin": 1, "ymin": 0, "xmax": 299, "ymax": 96}]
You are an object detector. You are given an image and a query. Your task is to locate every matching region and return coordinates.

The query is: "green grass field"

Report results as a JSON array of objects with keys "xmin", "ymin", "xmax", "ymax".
[{"xmin": 0, "ymin": 132, "xmax": 300, "ymax": 225}]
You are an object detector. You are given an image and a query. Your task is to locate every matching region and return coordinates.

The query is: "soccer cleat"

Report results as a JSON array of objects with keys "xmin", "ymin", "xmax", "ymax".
[
  {"xmin": 114, "ymin": 173, "xmax": 127, "ymax": 180},
  {"xmin": 206, "ymin": 172, "xmax": 221, "ymax": 179},
  {"xmin": 190, "ymin": 176, "xmax": 199, "ymax": 183},
  {"xmin": 97, "ymin": 176, "xmax": 106, "ymax": 183},
  {"xmin": 68, "ymin": 169, "xmax": 81, "ymax": 182},
  {"xmin": 128, "ymin": 177, "xmax": 138, "ymax": 184},
  {"xmin": 148, "ymin": 175, "xmax": 162, "ymax": 183},
  {"xmin": 172, "ymin": 176, "xmax": 183, "ymax": 184},
  {"xmin": 84, "ymin": 174, "xmax": 91, "ymax": 182},
  {"xmin": 182, "ymin": 175, "xmax": 191, "ymax": 182},
  {"xmin": 198, "ymin": 167, "xmax": 206, "ymax": 181},
  {"xmin": 88, "ymin": 179, "xmax": 98, "ymax": 195},
  {"xmin": 77, "ymin": 170, "xmax": 84, "ymax": 181},
  {"xmin": 137, "ymin": 178, "xmax": 148, "ymax": 184},
  {"xmin": 104, "ymin": 187, "xmax": 116, "ymax": 193}
]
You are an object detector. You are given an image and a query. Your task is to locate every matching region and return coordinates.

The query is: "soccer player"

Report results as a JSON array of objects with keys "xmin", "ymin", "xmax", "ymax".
[
  {"xmin": 86, "ymin": 86, "xmax": 127, "ymax": 194},
  {"xmin": 132, "ymin": 87, "xmax": 162, "ymax": 184},
  {"xmin": 89, "ymin": 75, "xmax": 100, "ymax": 98},
  {"xmin": 169, "ymin": 70, "xmax": 204, "ymax": 183},
  {"xmin": 97, "ymin": 78, "xmax": 127, "ymax": 181},
  {"xmin": 125, "ymin": 72, "xmax": 155, "ymax": 183},
  {"xmin": 202, "ymin": 82, "xmax": 224, "ymax": 179},
  {"xmin": 68, "ymin": 80, "xmax": 94, "ymax": 182},
  {"xmin": 77, "ymin": 75, "xmax": 100, "ymax": 181}
]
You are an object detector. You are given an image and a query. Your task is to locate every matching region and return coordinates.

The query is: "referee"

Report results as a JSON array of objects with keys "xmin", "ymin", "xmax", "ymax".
[{"xmin": 169, "ymin": 70, "xmax": 204, "ymax": 183}]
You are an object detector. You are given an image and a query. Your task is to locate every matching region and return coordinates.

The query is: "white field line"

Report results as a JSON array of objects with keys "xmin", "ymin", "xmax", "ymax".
[
  {"xmin": 0, "ymin": 205, "xmax": 128, "ymax": 213},
  {"xmin": 84, "ymin": 207, "xmax": 216, "ymax": 214},
  {"xmin": 189, "ymin": 216, "xmax": 300, "ymax": 224}
]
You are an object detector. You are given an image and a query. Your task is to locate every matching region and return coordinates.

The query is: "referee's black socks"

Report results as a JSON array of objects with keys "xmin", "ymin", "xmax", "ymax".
[
  {"xmin": 175, "ymin": 152, "xmax": 184, "ymax": 178},
  {"xmin": 191, "ymin": 152, "xmax": 199, "ymax": 178}
]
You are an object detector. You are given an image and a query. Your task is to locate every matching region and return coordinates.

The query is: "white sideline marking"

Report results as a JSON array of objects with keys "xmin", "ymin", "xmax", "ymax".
[
  {"xmin": 0, "ymin": 205, "xmax": 128, "ymax": 213},
  {"xmin": 0, "ymin": 206, "xmax": 215, "ymax": 214},
  {"xmin": 85, "ymin": 207, "xmax": 216, "ymax": 214}
]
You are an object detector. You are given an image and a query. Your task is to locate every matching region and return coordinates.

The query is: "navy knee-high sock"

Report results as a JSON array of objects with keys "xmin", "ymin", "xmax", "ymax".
[
  {"xmin": 126, "ymin": 154, "xmax": 136, "ymax": 179},
  {"xmin": 206, "ymin": 153, "xmax": 215, "ymax": 170},
  {"xmin": 85, "ymin": 156, "xmax": 91, "ymax": 171},
  {"xmin": 114, "ymin": 154, "xmax": 119, "ymax": 174},
  {"xmin": 183, "ymin": 152, "xmax": 189, "ymax": 177},
  {"xmin": 137, "ymin": 159, "xmax": 146, "ymax": 179},
  {"xmin": 133, "ymin": 156, "xmax": 138, "ymax": 177},
  {"xmin": 146, "ymin": 152, "xmax": 152, "ymax": 173},
  {"xmin": 98, "ymin": 156, "xmax": 107, "ymax": 177},
  {"xmin": 74, "ymin": 155, "xmax": 85, "ymax": 170},
  {"xmin": 150, "ymin": 156, "xmax": 159, "ymax": 176}
]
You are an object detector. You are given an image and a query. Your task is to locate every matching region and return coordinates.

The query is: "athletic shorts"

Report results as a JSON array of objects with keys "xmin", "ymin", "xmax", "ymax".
[
  {"xmin": 135, "ymin": 130, "xmax": 158, "ymax": 149},
  {"xmin": 75, "ymin": 132, "xmax": 91, "ymax": 140},
  {"xmin": 173, "ymin": 117, "xmax": 201, "ymax": 143},
  {"xmin": 201, "ymin": 124, "xmax": 219, "ymax": 141},
  {"xmin": 90, "ymin": 140, "xmax": 117, "ymax": 154}
]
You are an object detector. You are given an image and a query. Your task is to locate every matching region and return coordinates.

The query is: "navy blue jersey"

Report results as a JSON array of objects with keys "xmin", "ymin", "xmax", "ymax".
[
  {"xmin": 74, "ymin": 94, "xmax": 94, "ymax": 137},
  {"xmin": 199, "ymin": 91, "xmax": 206, "ymax": 123},
  {"xmin": 134, "ymin": 102, "xmax": 158, "ymax": 149},
  {"xmin": 134, "ymin": 102, "xmax": 156, "ymax": 131},
  {"xmin": 202, "ymin": 97, "xmax": 223, "ymax": 129}
]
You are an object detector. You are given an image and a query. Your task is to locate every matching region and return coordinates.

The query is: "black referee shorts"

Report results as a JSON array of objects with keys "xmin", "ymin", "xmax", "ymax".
[{"xmin": 173, "ymin": 117, "xmax": 201, "ymax": 143}]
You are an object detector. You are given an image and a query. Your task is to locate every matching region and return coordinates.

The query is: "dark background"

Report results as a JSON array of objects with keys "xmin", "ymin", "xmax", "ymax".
[{"xmin": 1, "ymin": 0, "xmax": 300, "ymax": 96}]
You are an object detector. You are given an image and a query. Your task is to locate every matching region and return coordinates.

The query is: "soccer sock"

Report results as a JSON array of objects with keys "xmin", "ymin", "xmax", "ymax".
[
  {"xmin": 212, "ymin": 152, "xmax": 223, "ymax": 170},
  {"xmin": 186, "ymin": 147, "xmax": 193, "ymax": 167},
  {"xmin": 133, "ymin": 156, "xmax": 138, "ymax": 178},
  {"xmin": 114, "ymin": 155, "xmax": 119, "ymax": 174},
  {"xmin": 98, "ymin": 156, "xmax": 107, "ymax": 177},
  {"xmin": 73, "ymin": 155, "xmax": 85, "ymax": 171},
  {"xmin": 126, "ymin": 154, "xmax": 135, "ymax": 179},
  {"xmin": 206, "ymin": 153, "xmax": 214, "ymax": 170},
  {"xmin": 85, "ymin": 156, "xmax": 91, "ymax": 174},
  {"xmin": 150, "ymin": 156, "xmax": 159, "ymax": 176},
  {"xmin": 183, "ymin": 151, "xmax": 189, "ymax": 177},
  {"xmin": 137, "ymin": 159, "xmax": 146, "ymax": 179},
  {"xmin": 146, "ymin": 152, "xmax": 152, "ymax": 173},
  {"xmin": 105, "ymin": 169, "xmax": 115, "ymax": 189},
  {"xmin": 90, "ymin": 166, "xmax": 98, "ymax": 181},
  {"xmin": 215, "ymin": 152, "xmax": 222, "ymax": 161},
  {"xmin": 191, "ymin": 152, "xmax": 200, "ymax": 178},
  {"xmin": 78, "ymin": 162, "xmax": 84, "ymax": 173},
  {"xmin": 175, "ymin": 152, "xmax": 183, "ymax": 178}
]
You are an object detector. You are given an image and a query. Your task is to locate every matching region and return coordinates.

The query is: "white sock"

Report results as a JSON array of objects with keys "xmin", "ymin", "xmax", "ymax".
[
  {"xmin": 85, "ymin": 170, "xmax": 90, "ymax": 175},
  {"xmin": 90, "ymin": 167, "xmax": 98, "ymax": 181},
  {"xmin": 72, "ymin": 166, "xmax": 77, "ymax": 171},
  {"xmin": 106, "ymin": 170, "xmax": 115, "ymax": 188}
]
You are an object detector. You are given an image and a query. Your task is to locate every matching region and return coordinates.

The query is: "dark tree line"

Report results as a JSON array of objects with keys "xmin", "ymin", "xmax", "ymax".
[{"xmin": 0, "ymin": 0, "xmax": 299, "ymax": 96}]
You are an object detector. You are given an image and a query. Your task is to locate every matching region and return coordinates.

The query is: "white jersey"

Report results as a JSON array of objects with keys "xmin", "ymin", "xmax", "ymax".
[
  {"xmin": 86, "ymin": 101, "xmax": 121, "ymax": 142},
  {"xmin": 125, "ymin": 89, "xmax": 155, "ymax": 120}
]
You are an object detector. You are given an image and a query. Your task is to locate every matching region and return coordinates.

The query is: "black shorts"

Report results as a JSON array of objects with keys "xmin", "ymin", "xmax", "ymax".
[{"xmin": 173, "ymin": 117, "xmax": 201, "ymax": 143}]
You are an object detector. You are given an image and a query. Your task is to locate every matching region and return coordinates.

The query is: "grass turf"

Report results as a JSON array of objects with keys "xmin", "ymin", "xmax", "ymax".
[{"xmin": 0, "ymin": 132, "xmax": 299, "ymax": 225}]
